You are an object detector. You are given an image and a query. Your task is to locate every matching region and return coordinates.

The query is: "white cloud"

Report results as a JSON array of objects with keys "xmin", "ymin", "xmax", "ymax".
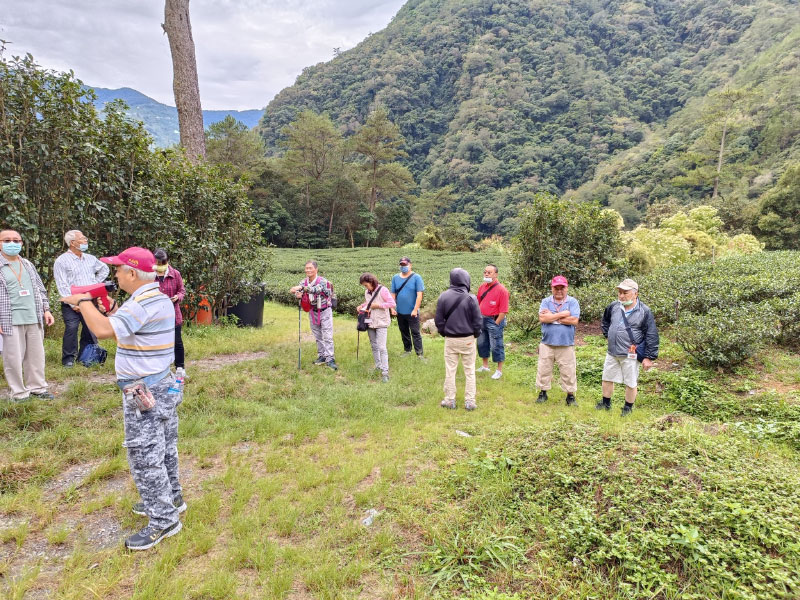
[{"xmin": 0, "ymin": 0, "xmax": 406, "ymax": 110}]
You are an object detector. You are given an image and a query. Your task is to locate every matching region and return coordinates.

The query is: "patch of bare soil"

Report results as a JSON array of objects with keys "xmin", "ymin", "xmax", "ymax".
[
  {"xmin": 43, "ymin": 459, "xmax": 103, "ymax": 500},
  {"xmin": 44, "ymin": 350, "xmax": 276, "ymax": 396}
]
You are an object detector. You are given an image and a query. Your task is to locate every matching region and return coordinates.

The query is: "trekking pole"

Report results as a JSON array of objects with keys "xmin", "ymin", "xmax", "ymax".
[
  {"xmin": 357, "ymin": 329, "xmax": 360, "ymax": 361},
  {"xmin": 297, "ymin": 300, "xmax": 302, "ymax": 370}
]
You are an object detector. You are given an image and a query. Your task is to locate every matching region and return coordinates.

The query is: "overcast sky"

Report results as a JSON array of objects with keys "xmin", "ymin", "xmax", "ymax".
[{"xmin": 1, "ymin": 0, "xmax": 407, "ymax": 110}]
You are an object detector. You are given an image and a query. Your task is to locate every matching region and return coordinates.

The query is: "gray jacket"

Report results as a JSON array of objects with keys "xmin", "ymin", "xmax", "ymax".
[{"xmin": 601, "ymin": 300, "xmax": 659, "ymax": 359}]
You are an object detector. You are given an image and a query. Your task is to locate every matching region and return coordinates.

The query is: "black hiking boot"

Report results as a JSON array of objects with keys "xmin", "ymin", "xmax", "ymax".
[
  {"xmin": 621, "ymin": 403, "xmax": 634, "ymax": 417},
  {"xmin": 536, "ymin": 390, "xmax": 548, "ymax": 403},
  {"xmin": 326, "ymin": 360, "xmax": 338, "ymax": 371},
  {"xmin": 565, "ymin": 394, "xmax": 576, "ymax": 406},
  {"xmin": 313, "ymin": 356, "xmax": 327, "ymax": 366}
]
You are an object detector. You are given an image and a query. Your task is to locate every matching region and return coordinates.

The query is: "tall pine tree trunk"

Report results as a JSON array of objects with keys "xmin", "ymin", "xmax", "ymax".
[
  {"xmin": 163, "ymin": 0, "xmax": 205, "ymax": 163},
  {"xmin": 712, "ymin": 120, "xmax": 728, "ymax": 200}
]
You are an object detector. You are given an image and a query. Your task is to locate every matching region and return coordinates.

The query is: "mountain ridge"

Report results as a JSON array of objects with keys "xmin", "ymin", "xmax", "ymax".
[{"xmin": 90, "ymin": 86, "xmax": 264, "ymax": 148}]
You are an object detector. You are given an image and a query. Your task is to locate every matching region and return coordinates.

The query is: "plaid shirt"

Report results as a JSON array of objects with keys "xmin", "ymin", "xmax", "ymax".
[
  {"xmin": 0, "ymin": 256, "xmax": 50, "ymax": 336},
  {"xmin": 156, "ymin": 265, "xmax": 186, "ymax": 326}
]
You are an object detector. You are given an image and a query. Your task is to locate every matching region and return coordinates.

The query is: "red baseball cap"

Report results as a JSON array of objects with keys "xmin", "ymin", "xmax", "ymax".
[
  {"xmin": 100, "ymin": 247, "xmax": 156, "ymax": 272},
  {"xmin": 551, "ymin": 275, "xmax": 568, "ymax": 287}
]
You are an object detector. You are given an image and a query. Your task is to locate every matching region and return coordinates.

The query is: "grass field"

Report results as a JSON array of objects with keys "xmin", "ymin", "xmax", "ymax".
[{"xmin": 1, "ymin": 301, "xmax": 800, "ymax": 599}]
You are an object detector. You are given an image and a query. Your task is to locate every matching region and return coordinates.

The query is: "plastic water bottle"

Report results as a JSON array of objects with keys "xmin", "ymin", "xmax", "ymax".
[{"xmin": 169, "ymin": 370, "xmax": 185, "ymax": 395}]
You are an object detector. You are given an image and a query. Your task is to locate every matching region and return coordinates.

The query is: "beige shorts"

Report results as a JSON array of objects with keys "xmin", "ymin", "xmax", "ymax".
[{"xmin": 602, "ymin": 353, "xmax": 640, "ymax": 388}]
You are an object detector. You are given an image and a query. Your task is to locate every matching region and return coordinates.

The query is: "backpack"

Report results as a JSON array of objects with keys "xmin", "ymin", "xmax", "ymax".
[{"xmin": 78, "ymin": 343, "xmax": 108, "ymax": 367}]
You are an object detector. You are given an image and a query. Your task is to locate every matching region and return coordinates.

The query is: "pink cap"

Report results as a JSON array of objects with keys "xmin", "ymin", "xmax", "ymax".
[
  {"xmin": 551, "ymin": 275, "xmax": 568, "ymax": 287},
  {"xmin": 100, "ymin": 247, "xmax": 156, "ymax": 273}
]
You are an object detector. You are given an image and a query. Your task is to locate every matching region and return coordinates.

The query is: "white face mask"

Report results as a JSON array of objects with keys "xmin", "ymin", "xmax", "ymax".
[
  {"xmin": 483, "ymin": 277, "xmax": 492, "ymax": 283},
  {"xmin": 620, "ymin": 299, "xmax": 635, "ymax": 307}
]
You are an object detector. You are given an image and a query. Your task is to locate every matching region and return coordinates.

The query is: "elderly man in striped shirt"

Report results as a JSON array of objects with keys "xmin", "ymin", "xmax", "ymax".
[
  {"xmin": 61, "ymin": 247, "xmax": 184, "ymax": 551},
  {"xmin": 53, "ymin": 230, "xmax": 109, "ymax": 367}
]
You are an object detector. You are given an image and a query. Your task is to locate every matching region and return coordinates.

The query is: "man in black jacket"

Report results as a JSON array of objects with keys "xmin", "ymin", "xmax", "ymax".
[
  {"xmin": 435, "ymin": 268, "xmax": 483, "ymax": 411},
  {"xmin": 598, "ymin": 278, "xmax": 659, "ymax": 416}
]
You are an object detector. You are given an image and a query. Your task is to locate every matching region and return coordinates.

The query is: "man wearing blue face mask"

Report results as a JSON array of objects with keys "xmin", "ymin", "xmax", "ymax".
[
  {"xmin": 54, "ymin": 230, "xmax": 109, "ymax": 367},
  {"xmin": 598, "ymin": 279, "xmax": 659, "ymax": 416},
  {"xmin": 0, "ymin": 229, "xmax": 55, "ymax": 401}
]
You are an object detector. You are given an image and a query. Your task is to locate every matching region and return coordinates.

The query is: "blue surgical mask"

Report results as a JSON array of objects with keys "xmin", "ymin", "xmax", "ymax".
[
  {"xmin": 79, "ymin": 243, "xmax": 88, "ymax": 252},
  {"xmin": 2, "ymin": 242, "xmax": 22, "ymax": 256},
  {"xmin": 400, "ymin": 265, "xmax": 410, "ymax": 274}
]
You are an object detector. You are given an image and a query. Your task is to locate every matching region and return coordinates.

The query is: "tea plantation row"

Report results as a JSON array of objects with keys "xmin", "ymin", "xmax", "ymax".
[{"xmin": 265, "ymin": 248, "xmax": 510, "ymax": 315}]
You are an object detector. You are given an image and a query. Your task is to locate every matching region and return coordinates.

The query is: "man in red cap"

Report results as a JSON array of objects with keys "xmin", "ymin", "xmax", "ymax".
[
  {"xmin": 61, "ymin": 247, "xmax": 184, "ymax": 550},
  {"xmin": 535, "ymin": 275, "xmax": 580, "ymax": 405}
]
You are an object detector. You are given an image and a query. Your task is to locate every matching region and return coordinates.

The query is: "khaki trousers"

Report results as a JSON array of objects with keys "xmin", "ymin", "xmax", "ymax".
[
  {"xmin": 535, "ymin": 343, "xmax": 577, "ymax": 394},
  {"xmin": 2, "ymin": 324, "xmax": 48, "ymax": 400},
  {"xmin": 443, "ymin": 336, "xmax": 477, "ymax": 404}
]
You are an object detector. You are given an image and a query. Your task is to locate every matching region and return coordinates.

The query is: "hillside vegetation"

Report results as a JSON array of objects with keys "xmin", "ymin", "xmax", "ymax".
[{"xmin": 258, "ymin": 0, "xmax": 800, "ymax": 236}]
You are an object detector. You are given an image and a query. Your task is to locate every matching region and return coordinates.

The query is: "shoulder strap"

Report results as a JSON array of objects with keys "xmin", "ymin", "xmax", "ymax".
[
  {"xmin": 620, "ymin": 309, "xmax": 641, "ymax": 346},
  {"xmin": 395, "ymin": 275, "xmax": 412, "ymax": 296},
  {"xmin": 365, "ymin": 286, "xmax": 382, "ymax": 311},
  {"xmin": 443, "ymin": 293, "xmax": 470, "ymax": 322},
  {"xmin": 479, "ymin": 282, "xmax": 496, "ymax": 304}
]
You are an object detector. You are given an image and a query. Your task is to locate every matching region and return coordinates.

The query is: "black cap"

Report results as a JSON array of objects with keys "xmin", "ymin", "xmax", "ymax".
[
  {"xmin": 153, "ymin": 248, "xmax": 169, "ymax": 261},
  {"xmin": 399, "ymin": 256, "xmax": 411, "ymax": 265}
]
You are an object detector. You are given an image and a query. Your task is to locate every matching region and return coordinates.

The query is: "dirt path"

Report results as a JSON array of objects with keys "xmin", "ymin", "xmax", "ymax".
[{"xmin": 46, "ymin": 350, "xmax": 276, "ymax": 395}]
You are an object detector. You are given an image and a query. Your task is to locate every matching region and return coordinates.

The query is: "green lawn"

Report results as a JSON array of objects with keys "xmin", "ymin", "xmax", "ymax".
[{"xmin": 1, "ymin": 303, "xmax": 799, "ymax": 599}]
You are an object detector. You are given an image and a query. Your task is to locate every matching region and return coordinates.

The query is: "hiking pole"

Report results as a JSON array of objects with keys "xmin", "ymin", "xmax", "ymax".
[
  {"xmin": 297, "ymin": 299, "xmax": 302, "ymax": 370},
  {"xmin": 357, "ymin": 329, "xmax": 360, "ymax": 361}
]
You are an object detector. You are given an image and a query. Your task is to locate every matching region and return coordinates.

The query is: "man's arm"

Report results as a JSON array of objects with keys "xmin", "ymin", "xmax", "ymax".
[
  {"xmin": 95, "ymin": 257, "xmax": 110, "ymax": 282},
  {"xmin": 601, "ymin": 303, "xmax": 613, "ymax": 338},
  {"xmin": 412, "ymin": 291, "xmax": 423, "ymax": 317},
  {"xmin": 53, "ymin": 256, "xmax": 71, "ymax": 298},
  {"xmin": 60, "ymin": 294, "xmax": 116, "ymax": 339}
]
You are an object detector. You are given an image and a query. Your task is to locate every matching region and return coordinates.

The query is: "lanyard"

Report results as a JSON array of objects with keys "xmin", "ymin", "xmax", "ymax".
[{"xmin": 6, "ymin": 261, "xmax": 24, "ymax": 287}]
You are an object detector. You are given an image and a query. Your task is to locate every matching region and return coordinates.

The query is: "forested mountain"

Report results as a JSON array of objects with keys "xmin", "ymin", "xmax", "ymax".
[
  {"xmin": 258, "ymin": 0, "xmax": 800, "ymax": 237},
  {"xmin": 91, "ymin": 87, "xmax": 264, "ymax": 148}
]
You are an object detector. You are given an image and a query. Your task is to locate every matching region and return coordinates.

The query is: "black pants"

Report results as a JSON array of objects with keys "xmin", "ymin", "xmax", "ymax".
[
  {"xmin": 61, "ymin": 302, "xmax": 96, "ymax": 364},
  {"xmin": 396, "ymin": 313, "xmax": 423, "ymax": 355},
  {"xmin": 174, "ymin": 325, "xmax": 185, "ymax": 368}
]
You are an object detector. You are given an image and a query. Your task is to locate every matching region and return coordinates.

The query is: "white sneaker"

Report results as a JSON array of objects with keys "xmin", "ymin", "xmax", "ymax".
[
  {"xmin": 476, "ymin": 366, "xmax": 491, "ymax": 373},
  {"xmin": 491, "ymin": 370, "xmax": 503, "ymax": 380}
]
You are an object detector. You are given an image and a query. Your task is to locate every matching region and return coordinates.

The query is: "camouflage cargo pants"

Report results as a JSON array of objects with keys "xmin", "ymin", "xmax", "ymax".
[{"xmin": 121, "ymin": 372, "xmax": 183, "ymax": 530}]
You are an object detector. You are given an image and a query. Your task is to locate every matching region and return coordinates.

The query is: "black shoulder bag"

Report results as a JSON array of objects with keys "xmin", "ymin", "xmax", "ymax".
[
  {"xmin": 357, "ymin": 286, "xmax": 382, "ymax": 331},
  {"xmin": 442, "ymin": 293, "xmax": 470, "ymax": 328},
  {"xmin": 620, "ymin": 309, "xmax": 647, "ymax": 363}
]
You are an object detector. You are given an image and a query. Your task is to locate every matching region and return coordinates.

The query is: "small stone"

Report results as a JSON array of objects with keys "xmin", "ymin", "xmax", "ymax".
[{"xmin": 455, "ymin": 430, "xmax": 472, "ymax": 438}]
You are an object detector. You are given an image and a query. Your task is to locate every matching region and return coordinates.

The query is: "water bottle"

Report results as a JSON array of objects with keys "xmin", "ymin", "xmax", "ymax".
[{"xmin": 168, "ymin": 369, "xmax": 185, "ymax": 395}]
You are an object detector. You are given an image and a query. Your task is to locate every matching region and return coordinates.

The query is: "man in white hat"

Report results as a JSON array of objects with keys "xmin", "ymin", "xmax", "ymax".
[{"xmin": 597, "ymin": 278, "xmax": 659, "ymax": 416}]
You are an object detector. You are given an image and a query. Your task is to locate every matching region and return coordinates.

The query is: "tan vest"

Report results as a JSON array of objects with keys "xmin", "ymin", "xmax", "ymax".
[{"xmin": 365, "ymin": 286, "xmax": 391, "ymax": 329}]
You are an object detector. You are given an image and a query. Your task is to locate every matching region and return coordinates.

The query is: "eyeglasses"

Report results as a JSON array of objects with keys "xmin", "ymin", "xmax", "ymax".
[{"xmin": 1, "ymin": 238, "xmax": 22, "ymax": 243}]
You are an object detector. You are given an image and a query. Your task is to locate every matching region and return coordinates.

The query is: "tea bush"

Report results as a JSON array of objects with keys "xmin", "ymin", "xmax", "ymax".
[
  {"xmin": 674, "ymin": 306, "xmax": 779, "ymax": 369},
  {"xmin": 575, "ymin": 251, "xmax": 800, "ymax": 369}
]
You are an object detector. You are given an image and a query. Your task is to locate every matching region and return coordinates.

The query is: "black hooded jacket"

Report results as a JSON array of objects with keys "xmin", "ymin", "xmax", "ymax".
[{"xmin": 434, "ymin": 268, "xmax": 483, "ymax": 338}]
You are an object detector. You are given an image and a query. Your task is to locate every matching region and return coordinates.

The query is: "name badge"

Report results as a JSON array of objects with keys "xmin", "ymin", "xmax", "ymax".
[
  {"xmin": 18, "ymin": 290, "xmax": 30, "ymax": 297},
  {"xmin": 627, "ymin": 352, "xmax": 637, "ymax": 360}
]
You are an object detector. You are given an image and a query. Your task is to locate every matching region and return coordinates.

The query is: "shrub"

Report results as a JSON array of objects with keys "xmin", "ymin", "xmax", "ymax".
[
  {"xmin": 770, "ymin": 292, "xmax": 800, "ymax": 347},
  {"xmin": 510, "ymin": 194, "xmax": 624, "ymax": 295},
  {"xmin": 673, "ymin": 305, "xmax": 779, "ymax": 369}
]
